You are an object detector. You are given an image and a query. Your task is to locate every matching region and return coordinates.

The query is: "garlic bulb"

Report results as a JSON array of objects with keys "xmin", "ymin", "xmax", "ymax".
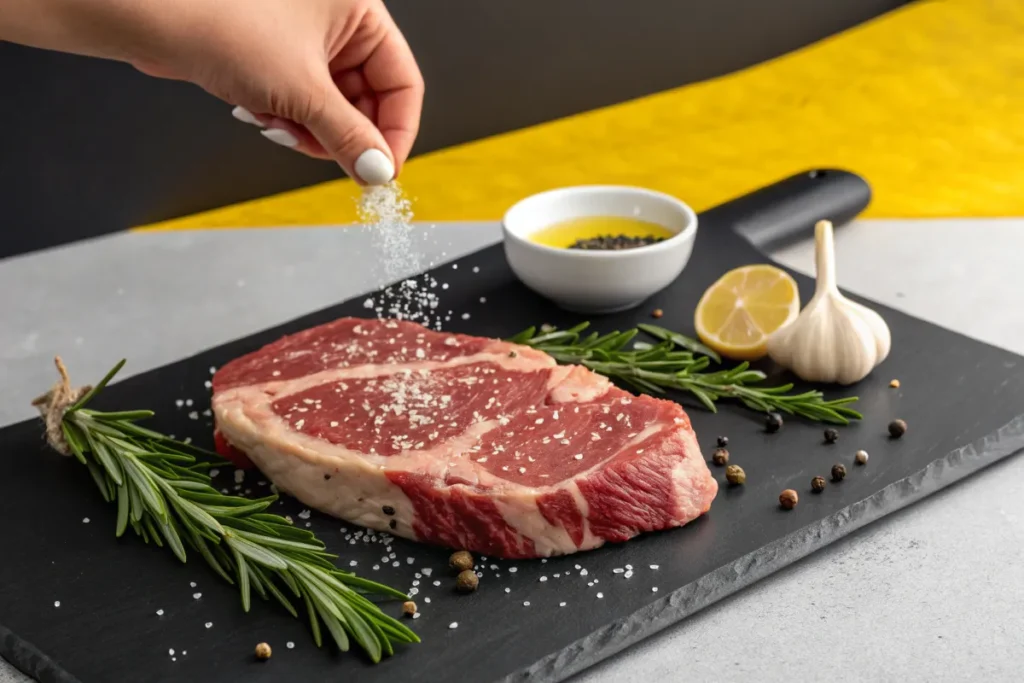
[{"xmin": 766, "ymin": 220, "xmax": 891, "ymax": 385}]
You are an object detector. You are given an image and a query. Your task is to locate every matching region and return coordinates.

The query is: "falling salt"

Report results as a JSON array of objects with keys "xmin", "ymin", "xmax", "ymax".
[
  {"xmin": 54, "ymin": 601, "xmax": 60, "ymax": 607},
  {"xmin": 597, "ymin": 592, "xmax": 604, "ymax": 599},
  {"xmin": 509, "ymin": 567, "xmax": 517, "ymax": 573},
  {"xmin": 539, "ymin": 576, "xmax": 548, "ymax": 582},
  {"xmin": 479, "ymin": 297, "xmax": 487, "ymax": 303},
  {"xmin": 449, "ymin": 622, "xmax": 459, "ymax": 630},
  {"xmin": 298, "ymin": 509, "xmax": 311, "ymax": 520},
  {"xmin": 560, "ymin": 602, "xmax": 567, "ymax": 607},
  {"xmin": 472, "ymin": 266, "xmax": 480, "ymax": 273},
  {"xmin": 233, "ymin": 470, "xmax": 244, "ymax": 484},
  {"xmin": 156, "ymin": 609, "xmax": 164, "ymax": 616},
  {"xmin": 350, "ymin": 560, "xmax": 358, "ymax": 567},
  {"xmin": 286, "ymin": 642, "xmax": 295, "ymax": 649},
  {"xmin": 169, "ymin": 649, "xmax": 175, "ymax": 656},
  {"xmin": 433, "ymin": 580, "xmax": 441, "ymax": 587},
  {"xmin": 613, "ymin": 568, "xmax": 624, "ymax": 574},
  {"xmin": 175, "ymin": 399, "xmax": 184, "ymax": 408},
  {"xmin": 652, "ymin": 587, "xmax": 659, "ymax": 593},
  {"xmin": 424, "ymin": 597, "xmax": 431, "ymax": 604},
  {"xmin": 650, "ymin": 564, "xmax": 660, "ymax": 570},
  {"xmin": 190, "ymin": 582, "xmax": 197, "ymax": 588},
  {"xmin": 413, "ymin": 613, "xmax": 421, "ymax": 619},
  {"xmin": 205, "ymin": 622, "xmax": 213, "ymax": 629},
  {"xmin": 209, "ymin": 468, "xmax": 220, "ymax": 478},
  {"xmin": 193, "ymin": 593, "xmax": 202, "ymax": 600},
  {"xmin": 523, "ymin": 601, "xmax": 531, "ymax": 607},
  {"xmin": 82, "ymin": 517, "xmax": 89, "ymax": 524},
  {"xmin": 422, "ymin": 568, "xmax": 433, "ymax": 577},
  {"xmin": 504, "ymin": 587, "xmax": 511, "ymax": 593},
  {"xmin": 580, "ymin": 569, "xmax": 588, "ymax": 576}
]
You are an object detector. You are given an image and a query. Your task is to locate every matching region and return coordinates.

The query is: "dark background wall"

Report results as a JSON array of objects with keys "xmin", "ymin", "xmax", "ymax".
[{"xmin": 0, "ymin": 0, "xmax": 910, "ymax": 259}]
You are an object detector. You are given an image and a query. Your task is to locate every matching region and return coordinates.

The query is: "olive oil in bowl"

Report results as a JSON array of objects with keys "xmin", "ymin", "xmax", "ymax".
[{"xmin": 528, "ymin": 216, "xmax": 675, "ymax": 251}]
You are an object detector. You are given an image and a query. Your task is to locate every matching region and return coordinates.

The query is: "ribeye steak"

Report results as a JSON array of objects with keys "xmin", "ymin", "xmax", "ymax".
[{"xmin": 211, "ymin": 318, "xmax": 718, "ymax": 559}]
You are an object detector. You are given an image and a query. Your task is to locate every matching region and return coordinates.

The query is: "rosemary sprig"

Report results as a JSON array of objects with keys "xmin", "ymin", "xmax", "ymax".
[
  {"xmin": 510, "ymin": 323, "xmax": 862, "ymax": 424},
  {"xmin": 48, "ymin": 360, "xmax": 418, "ymax": 662}
]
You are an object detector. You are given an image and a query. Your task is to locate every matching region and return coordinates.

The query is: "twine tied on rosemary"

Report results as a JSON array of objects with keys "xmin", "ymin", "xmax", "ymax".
[{"xmin": 31, "ymin": 356, "xmax": 91, "ymax": 456}]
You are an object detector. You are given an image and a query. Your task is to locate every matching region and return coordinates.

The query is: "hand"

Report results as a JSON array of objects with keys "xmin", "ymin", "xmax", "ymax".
[{"xmin": 131, "ymin": 0, "xmax": 423, "ymax": 184}]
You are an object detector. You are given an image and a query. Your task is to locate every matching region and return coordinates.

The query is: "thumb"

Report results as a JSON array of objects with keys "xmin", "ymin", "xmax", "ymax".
[{"xmin": 304, "ymin": 79, "xmax": 396, "ymax": 185}]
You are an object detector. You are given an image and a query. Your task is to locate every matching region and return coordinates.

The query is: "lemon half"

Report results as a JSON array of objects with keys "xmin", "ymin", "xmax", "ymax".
[{"xmin": 694, "ymin": 265, "xmax": 800, "ymax": 361}]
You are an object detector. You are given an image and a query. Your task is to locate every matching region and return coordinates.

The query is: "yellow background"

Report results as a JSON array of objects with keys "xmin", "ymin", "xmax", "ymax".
[{"xmin": 138, "ymin": 0, "xmax": 1024, "ymax": 232}]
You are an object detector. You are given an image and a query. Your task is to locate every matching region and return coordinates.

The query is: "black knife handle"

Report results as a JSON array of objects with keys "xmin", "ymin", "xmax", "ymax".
[{"xmin": 702, "ymin": 169, "xmax": 872, "ymax": 253}]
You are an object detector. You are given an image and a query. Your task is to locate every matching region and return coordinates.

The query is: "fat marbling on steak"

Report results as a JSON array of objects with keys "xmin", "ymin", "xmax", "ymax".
[{"xmin": 211, "ymin": 318, "xmax": 718, "ymax": 559}]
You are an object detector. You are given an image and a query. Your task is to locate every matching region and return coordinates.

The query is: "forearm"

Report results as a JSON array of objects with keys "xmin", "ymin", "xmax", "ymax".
[{"xmin": 0, "ymin": 0, "xmax": 192, "ymax": 64}]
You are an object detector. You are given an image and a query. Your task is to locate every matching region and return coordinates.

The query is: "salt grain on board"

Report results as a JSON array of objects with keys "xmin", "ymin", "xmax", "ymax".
[{"xmin": 286, "ymin": 642, "xmax": 295, "ymax": 649}]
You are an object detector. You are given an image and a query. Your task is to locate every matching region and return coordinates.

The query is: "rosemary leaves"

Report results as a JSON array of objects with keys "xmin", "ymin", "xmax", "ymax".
[
  {"xmin": 509, "ymin": 323, "xmax": 862, "ymax": 424},
  {"xmin": 32, "ymin": 358, "xmax": 417, "ymax": 663}
]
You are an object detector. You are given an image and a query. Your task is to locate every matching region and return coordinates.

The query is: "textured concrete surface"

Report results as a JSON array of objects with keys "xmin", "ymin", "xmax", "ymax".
[{"xmin": 3, "ymin": 219, "xmax": 1024, "ymax": 682}]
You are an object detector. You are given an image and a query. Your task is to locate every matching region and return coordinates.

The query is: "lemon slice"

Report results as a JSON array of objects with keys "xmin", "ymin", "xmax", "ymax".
[{"xmin": 694, "ymin": 265, "xmax": 800, "ymax": 361}]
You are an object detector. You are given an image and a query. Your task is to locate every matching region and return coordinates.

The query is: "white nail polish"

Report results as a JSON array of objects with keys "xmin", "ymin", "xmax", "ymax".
[
  {"xmin": 354, "ymin": 149, "xmax": 395, "ymax": 185},
  {"xmin": 231, "ymin": 106, "xmax": 263, "ymax": 127},
  {"xmin": 261, "ymin": 128, "xmax": 299, "ymax": 148}
]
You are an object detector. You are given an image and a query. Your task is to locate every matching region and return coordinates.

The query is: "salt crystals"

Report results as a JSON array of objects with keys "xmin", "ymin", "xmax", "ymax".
[
  {"xmin": 233, "ymin": 470, "xmax": 244, "ymax": 484},
  {"xmin": 156, "ymin": 609, "xmax": 164, "ymax": 616},
  {"xmin": 597, "ymin": 592, "xmax": 604, "ymax": 599},
  {"xmin": 523, "ymin": 601, "xmax": 531, "ymax": 607},
  {"xmin": 560, "ymin": 602, "xmax": 567, "ymax": 607},
  {"xmin": 286, "ymin": 642, "xmax": 295, "ymax": 649},
  {"xmin": 539, "ymin": 576, "xmax": 548, "ymax": 582},
  {"xmin": 508, "ymin": 567, "xmax": 517, "ymax": 573},
  {"xmin": 53, "ymin": 601, "xmax": 60, "ymax": 608},
  {"xmin": 192, "ymin": 593, "xmax": 202, "ymax": 600},
  {"xmin": 82, "ymin": 517, "xmax": 89, "ymax": 524},
  {"xmin": 652, "ymin": 587, "xmax": 659, "ymax": 593},
  {"xmin": 190, "ymin": 582, "xmax": 197, "ymax": 588},
  {"xmin": 209, "ymin": 468, "xmax": 220, "ymax": 478},
  {"xmin": 205, "ymin": 622, "xmax": 213, "ymax": 629},
  {"xmin": 298, "ymin": 509, "xmax": 311, "ymax": 520},
  {"xmin": 175, "ymin": 399, "xmax": 184, "ymax": 408}
]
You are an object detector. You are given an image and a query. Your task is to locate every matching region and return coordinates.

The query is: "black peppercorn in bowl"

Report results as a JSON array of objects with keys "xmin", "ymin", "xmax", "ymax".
[{"xmin": 502, "ymin": 186, "xmax": 699, "ymax": 314}]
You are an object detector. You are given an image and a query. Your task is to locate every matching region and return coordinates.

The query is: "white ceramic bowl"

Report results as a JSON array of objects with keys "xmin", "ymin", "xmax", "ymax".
[{"xmin": 502, "ymin": 185, "xmax": 699, "ymax": 314}]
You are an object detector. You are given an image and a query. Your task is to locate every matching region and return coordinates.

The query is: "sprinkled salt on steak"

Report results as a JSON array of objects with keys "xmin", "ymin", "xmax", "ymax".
[{"xmin": 211, "ymin": 318, "xmax": 718, "ymax": 559}]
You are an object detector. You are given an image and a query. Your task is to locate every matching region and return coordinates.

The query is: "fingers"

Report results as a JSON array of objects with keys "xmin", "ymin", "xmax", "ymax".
[
  {"xmin": 302, "ymin": 72, "xmax": 396, "ymax": 184},
  {"xmin": 231, "ymin": 107, "xmax": 333, "ymax": 160},
  {"xmin": 361, "ymin": 26, "xmax": 424, "ymax": 173}
]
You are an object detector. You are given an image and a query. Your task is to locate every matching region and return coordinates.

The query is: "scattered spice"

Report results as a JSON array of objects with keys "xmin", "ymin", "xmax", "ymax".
[
  {"xmin": 456, "ymin": 569, "xmax": 479, "ymax": 593},
  {"xmin": 716, "ymin": 436, "xmax": 729, "ymax": 448},
  {"xmin": 888, "ymin": 419, "xmax": 907, "ymax": 438},
  {"xmin": 568, "ymin": 234, "xmax": 666, "ymax": 250},
  {"xmin": 254, "ymin": 642, "xmax": 272, "ymax": 661},
  {"xmin": 449, "ymin": 550, "xmax": 474, "ymax": 573},
  {"xmin": 651, "ymin": 308, "xmax": 664, "ymax": 319},
  {"xmin": 855, "ymin": 449, "xmax": 869, "ymax": 465},
  {"xmin": 725, "ymin": 464, "xmax": 746, "ymax": 486},
  {"xmin": 811, "ymin": 476, "xmax": 826, "ymax": 493},
  {"xmin": 388, "ymin": 519, "xmax": 397, "ymax": 530},
  {"xmin": 712, "ymin": 448, "xmax": 730, "ymax": 466},
  {"xmin": 823, "ymin": 427, "xmax": 839, "ymax": 444},
  {"xmin": 779, "ymin": 489, "xmax": 799, "ymax": 510},
  {"xmin": 831, "ymin": 464, "xmax": 847, "ymax": 482},
  {"xmin": 508, "ymin": 350, "xmax": 518, "ymax": 358},
  {"xmin": 323, "ymin": 473, "xmax": 331, "ymax": 480},
  {"xmin": 889, "ymin": 379, "xmax": 900, "ymax": 389},
  {"xmin": 402, "ymin": 601, "xmax": 417, "ymax": 616},
  {"xmin": 382, "ymin": 505, "xmax": 396, "ymax": 516},
  {"xmin": 765, "ymin": 412, "xmax": 783, "ymax": 433}
]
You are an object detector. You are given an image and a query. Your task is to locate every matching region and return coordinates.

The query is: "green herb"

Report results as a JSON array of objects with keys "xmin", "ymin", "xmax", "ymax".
[
  {"xmin": 509, "ymin": 323, "xmax": 861, "ymax": 424},
  {"xmin": 32, "ymin": 358, "xmax": 417, "ymax": 663}
]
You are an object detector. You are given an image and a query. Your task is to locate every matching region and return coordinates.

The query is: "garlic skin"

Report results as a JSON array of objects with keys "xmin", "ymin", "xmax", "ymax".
[{"xmin": 766, "ymin": 220, "xmax": 891, "ymax": 385}]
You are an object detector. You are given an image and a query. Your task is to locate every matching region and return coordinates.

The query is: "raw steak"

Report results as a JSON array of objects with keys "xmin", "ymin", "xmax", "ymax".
[{"xmin": 211, "ymin": 318, "xmax": 718, "ymax": 559}]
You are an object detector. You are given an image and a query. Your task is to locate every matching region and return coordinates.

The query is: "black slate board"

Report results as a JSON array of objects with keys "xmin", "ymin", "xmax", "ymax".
[{"xmin": 3, "ymin": 171, "xmax": 1024, "ymax": 683}]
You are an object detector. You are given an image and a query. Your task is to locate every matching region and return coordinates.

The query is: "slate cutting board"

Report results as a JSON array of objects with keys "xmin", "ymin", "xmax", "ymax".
[{"xmin": 3, "ymin": 171, "xmax": 1023, "ymax": 683}]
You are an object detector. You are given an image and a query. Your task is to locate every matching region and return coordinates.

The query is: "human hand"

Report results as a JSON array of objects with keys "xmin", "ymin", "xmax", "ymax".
[{"xmin": 133, "ymin": 0, "xmax": 424, "ymax": 184}]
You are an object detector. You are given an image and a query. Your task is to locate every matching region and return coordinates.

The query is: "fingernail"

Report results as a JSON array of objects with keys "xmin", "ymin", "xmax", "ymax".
[
  {"xmin": 231, "ymin": 106, "xmax": 263, "ymax": 128},
  {"xmin": 261, "ymin": 128, "xmax": 298, "ymax": 148},
  {"xmin": 354, "ymin": 149, "xmax": 395, "ymax": 185}
]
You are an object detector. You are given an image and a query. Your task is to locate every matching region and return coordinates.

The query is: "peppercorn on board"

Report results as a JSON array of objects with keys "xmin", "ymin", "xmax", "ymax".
[{"xmin": 3, "ymin": 175, "xmax": 1024, "ymax": 683}]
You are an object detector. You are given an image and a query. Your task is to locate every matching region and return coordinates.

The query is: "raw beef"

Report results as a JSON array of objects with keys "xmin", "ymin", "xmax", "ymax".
[{"xmin": 211, "ymin": 317, "xmax": 718, "ymax": 559}]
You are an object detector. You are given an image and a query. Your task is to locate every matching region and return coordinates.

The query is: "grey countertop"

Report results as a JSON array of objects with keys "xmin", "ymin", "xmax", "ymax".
[{"xmin": 3, "ymin": 219, "xmax": 1024, "ymax": 682}]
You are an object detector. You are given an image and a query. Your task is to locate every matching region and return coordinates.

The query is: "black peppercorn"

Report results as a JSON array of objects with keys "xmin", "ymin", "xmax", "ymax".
[
  {"xmin": 823, "ymin": 427, "xmax": 839, "ymax": 444},
  {"xmin": 888, "ymin": 419, "xmax": 907, "ymax": 438},
  {"xmin": 831, "ymin": 464, "xmax": 847, "ymax": 482},
  {"xmin": 779, "ymin": 489, "xmax": 798, "ymax": 510},
  {"xmin": 323, "ymin": 473, "xmax": 331, "ymax": 480},
  {"xmin": 765, "ymin": 412, "xmax": 783, "ymax": 433},
  {"xmin": 388, "ymin": 519, "xmax": 397, "ymax": 530},
  {"xmin": 717, "ymin": 436, "xmax": 729, "ymax": 448},
  {"xmin": 382, "ymin": 505, "xmax": 395, "ymax": 516},
  {"xmin": 712, "ymin": 448, "xmax": 730, "ymax": 466},
  {"xmin": 811, "ymin": 476, "xmax": 826, "ymax": 493},
  {"xmin": 456, "ymin": 569, "xmax": 479, "ymax": 593},
  {"xmin": 725, "ymin": 464, "xmax": 746, "ymax": 486},
  {"xmin": 449, "ymin": 550, "xmax": 474, "ymax": 573}
]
